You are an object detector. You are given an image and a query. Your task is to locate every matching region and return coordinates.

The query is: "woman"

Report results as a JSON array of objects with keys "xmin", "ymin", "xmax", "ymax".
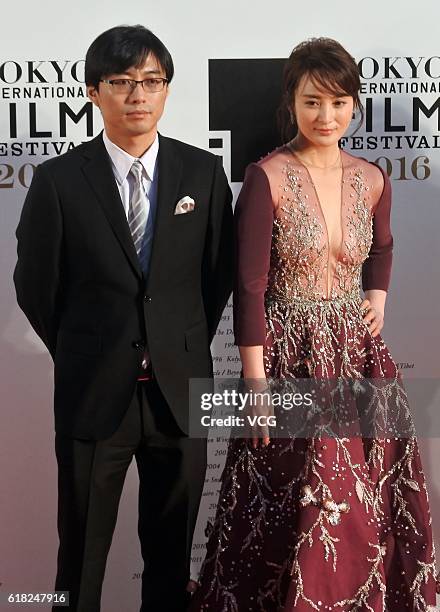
[{"xmin": 189, "ymin": 38, "xmax": 437, "ymax": 610}]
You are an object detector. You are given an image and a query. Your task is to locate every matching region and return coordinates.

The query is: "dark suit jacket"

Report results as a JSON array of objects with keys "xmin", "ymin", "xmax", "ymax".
[{"xmin": 14, "ymin": 133, "xmax": 233, "ymax": 439}]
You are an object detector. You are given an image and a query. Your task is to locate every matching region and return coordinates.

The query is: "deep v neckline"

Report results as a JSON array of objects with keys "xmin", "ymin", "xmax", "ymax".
[{"xmin": 287, "ymin": 145, "xmax": 345, "ymax": 298}]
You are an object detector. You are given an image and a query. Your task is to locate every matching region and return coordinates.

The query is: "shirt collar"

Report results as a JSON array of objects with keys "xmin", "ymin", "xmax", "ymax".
[{"xmin": 102, "ymin": 130, "xmax": 159, "ymax": 184}]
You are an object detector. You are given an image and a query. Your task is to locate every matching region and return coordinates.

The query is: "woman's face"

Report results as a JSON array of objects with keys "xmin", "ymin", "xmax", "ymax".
[{"xmin": 292, "ymin": 74, "xmax": 354, "ymax": 146}]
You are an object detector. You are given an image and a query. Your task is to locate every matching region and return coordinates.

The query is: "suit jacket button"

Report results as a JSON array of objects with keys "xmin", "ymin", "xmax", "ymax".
[
  {"xmin": 144, "ymin": 295, "xmax": 152, "ymax": 302},
  {"xmin": 132, "ymin": 340, "xmax": 144, "ymax": 350}
]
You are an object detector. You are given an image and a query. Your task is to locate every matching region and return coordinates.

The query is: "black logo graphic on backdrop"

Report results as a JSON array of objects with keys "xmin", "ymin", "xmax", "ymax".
[
  {"xmin": 209, "ymin": 57, "xmax": 440, "ymax": 182},
  {"xmin": 209, "ymin": 59, "xmax": 284, "ymax": 182}
]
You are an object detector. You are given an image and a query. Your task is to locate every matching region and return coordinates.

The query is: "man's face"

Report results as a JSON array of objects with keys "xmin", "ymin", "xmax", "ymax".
[{"xmin": 87, "ymin": 53, "xmax": 169, "ymax": 140}]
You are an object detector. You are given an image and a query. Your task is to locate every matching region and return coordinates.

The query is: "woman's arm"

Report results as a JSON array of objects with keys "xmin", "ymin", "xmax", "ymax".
[
  {"xmin": 234, "ymin": 163, "xmax": 274, "ymax": 444},
  {"xmin": 239, "ymin": 346, "xmax": 266, "ymax": 381},
  {"xmin": 233, "ymin": 163, "xmax": 274, "ymax": 348},
  {"xmin": 361, "ymin": 166, "xmax": 393, "ymax": 337}
]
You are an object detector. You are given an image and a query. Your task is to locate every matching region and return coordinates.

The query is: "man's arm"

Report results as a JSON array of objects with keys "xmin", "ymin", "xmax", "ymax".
[
  {"xmin": 201, "ymin": 155, "xmax": 234, "ymax": 341},
  {"xmin": 13, "ymin": 163, "xmax": 63, "ymax": 358}
]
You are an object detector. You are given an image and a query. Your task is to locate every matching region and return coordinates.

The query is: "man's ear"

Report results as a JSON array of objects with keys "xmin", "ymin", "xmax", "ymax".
[{"xmin": 87, "ymin": 85, "xmax": 100, "ymax": 108}]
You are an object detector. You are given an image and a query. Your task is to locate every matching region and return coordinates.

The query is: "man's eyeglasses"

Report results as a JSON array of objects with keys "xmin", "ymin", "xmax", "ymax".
[{"xmin": 100, "ymin": 78, "xmax": 169, "ymax": 94}]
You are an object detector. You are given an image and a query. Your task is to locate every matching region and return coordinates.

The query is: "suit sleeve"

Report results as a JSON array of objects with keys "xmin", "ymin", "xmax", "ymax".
[
  {"xmin": 202, "ymin": 155, "xmax": 234, "ymax": 340},
  {"xmin": 233, "ymin": 163, "xmax": 274, "ymax": 346},
  {"xmin": 13, "ymin": 163, "xmax": 63, "ymax": 358},
  {"xmin": 362, "ymin": 167, "xmax": 393, "ymax": 292}
]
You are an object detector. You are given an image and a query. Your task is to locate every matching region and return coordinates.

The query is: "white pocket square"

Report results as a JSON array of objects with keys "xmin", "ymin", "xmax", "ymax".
[{"xmin": 174, "ymin": 196, "xmax": 196, "ymax": 215}]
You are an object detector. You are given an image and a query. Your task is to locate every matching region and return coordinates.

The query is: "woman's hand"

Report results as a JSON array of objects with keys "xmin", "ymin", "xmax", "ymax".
[
  {"xmin": 242, "ymin": 383, "xmax": 273, "ymax": 449},
  {"xmin": 186, "ymin": 580, "xmax": 198, "ymax": 594},
  {"xmin": 238, "ymin": 346, "xmax": 272, "ymax": 448},
  {"xmin": 360, "ymin": 298, "xmax": 384, "ymax": 338}
]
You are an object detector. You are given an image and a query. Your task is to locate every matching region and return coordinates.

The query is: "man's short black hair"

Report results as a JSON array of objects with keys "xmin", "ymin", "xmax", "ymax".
[{"xmin": 85, "ymin": 25, "xmax": 174, "ymax": 88}]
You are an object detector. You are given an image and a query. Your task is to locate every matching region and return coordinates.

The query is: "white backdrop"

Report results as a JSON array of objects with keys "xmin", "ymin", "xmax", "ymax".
[{"xmin": 1, "ymin": 1, "xmax": 440, "ymax": 609}]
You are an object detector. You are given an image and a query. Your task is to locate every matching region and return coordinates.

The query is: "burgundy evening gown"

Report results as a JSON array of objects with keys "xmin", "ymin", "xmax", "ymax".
[{"xmin": 188, "ymin": 147, "xmax": 437, "ymax": 611}]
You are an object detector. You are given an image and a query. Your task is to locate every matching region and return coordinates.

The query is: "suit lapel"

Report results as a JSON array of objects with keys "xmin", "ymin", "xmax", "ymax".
[
  {"xmin": 81, "ymin": 134, "xmax": 142, "ymax": 279},
  {"xmin": 146, "ymin": 134, "xmax": 183, "ymax": 288}
]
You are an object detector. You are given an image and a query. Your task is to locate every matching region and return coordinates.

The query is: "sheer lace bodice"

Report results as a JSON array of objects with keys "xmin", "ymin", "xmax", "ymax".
[{"xmin": 234, "ymin": 147, "xmax": 393, "ymax": 345}]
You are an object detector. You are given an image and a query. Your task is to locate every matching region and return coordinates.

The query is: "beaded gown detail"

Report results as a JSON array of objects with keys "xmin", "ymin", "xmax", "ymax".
[{"xmin": 188, "ymin": 148, "xmax": 437, "ymax": 611}]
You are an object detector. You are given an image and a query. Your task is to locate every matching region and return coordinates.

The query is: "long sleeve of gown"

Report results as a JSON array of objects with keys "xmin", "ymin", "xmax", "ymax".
[
  {"xmin": 362, "ymin": 167, "xmax": 393, "ymax": 292},
  {"xmin": 233, "ymin": 163, "xmax": 274, "ymax": 346}
]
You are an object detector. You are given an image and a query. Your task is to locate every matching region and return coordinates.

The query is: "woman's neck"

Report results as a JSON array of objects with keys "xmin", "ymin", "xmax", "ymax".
[{"xmin": 290, "ymin": 135, "xmax": 341, "ymax": 169}]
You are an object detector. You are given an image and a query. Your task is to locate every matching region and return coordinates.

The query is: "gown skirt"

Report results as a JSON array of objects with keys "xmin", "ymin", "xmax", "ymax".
[{"xmin": 188, "ymin": 296, "xmax": 437, "ymax": 611}]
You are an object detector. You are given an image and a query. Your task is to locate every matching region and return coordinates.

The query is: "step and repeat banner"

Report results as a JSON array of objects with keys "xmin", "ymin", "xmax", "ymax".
[{"xmin": 1, "ymin": 0, "xmax": 439, "ymax": 609}]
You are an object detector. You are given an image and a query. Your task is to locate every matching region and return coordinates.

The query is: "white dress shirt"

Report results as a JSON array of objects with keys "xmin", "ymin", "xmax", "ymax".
[{"xmin": 103, "ymin": 130, "xmax": 159, "ymax": 275}]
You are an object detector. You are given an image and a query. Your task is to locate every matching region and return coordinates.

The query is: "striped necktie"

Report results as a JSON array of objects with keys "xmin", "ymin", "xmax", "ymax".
[
  {"xmin": 128, "ymin": 160, "xmax": 148, "ymax": 272},
  {"xmin": 129, "ymin": 160, "xmax": 151, "ymax": 374}
]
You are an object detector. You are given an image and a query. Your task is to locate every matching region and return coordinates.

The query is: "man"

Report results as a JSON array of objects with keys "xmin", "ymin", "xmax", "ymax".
[{"xmin": 13, "ymin": 25, "xmax": 233, "ymax": 612}]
